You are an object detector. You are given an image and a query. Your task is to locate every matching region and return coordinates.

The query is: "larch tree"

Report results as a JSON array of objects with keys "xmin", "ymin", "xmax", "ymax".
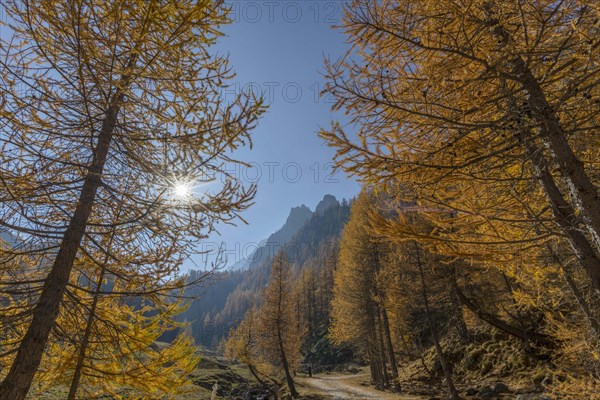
[
  {"xmin": 320, "ymin": 0, "xmax": 600, "ymax": 291},
  {"xmin": 411, "ymin": 239, "xmax": 460, "ymax": 400},
  {"xmin": 1, "ymin": 232, "xmax": 200, "ymax": 399},
  {"xmin": 320, "ymin": 2, "xmax": 600, "ymax": 387},
  {"xmin": 0, "ymin": 1, "xmax": 264, "ymax": 399},
  {"xmin": 330, "ymin": 190, "xmax": 398, "ymax": 390},
  {"xmin": 45, "ymin": 287, "xmax": 199, "ymax": 399},
  {"xmin": 59, "ymin": 189, "xmax": 198, "ymax": 400},
  {"xmin": 372, "ymin": 192, "xmax": 559, "ymax": 351},
  {"xmin": 257, "ymin": 254, "xmax": 303, "ymax": 399},
  {"xmin": 224, "ymin": 306, "xmax": 277, "ymax": 397}
]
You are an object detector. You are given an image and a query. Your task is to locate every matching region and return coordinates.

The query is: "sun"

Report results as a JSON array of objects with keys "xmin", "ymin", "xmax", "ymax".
[{"xmin": 172, "ymin": 182, "xmax": 192, "ymax": 199}]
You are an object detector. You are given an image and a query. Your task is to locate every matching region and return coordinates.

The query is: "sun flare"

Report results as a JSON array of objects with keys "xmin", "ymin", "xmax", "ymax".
[{"xmin": 172, "ymin": 182, "xmax": 192, "ymax": 199}]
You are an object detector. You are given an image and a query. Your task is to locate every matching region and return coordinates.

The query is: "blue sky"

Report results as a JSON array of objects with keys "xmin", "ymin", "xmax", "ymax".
[{"xmin": 187, "ymin": 1, "xmax": 360, "ymax": 270}]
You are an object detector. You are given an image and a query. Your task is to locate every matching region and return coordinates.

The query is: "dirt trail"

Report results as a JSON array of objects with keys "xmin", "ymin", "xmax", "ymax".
[{"xmin": 296, "ymin": 373, "xmax": 421, "ymax": 400}]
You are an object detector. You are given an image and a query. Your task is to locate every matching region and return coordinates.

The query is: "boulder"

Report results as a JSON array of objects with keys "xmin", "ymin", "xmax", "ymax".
[
  {"xmin": 465, "ymin": 387, "xmax": 478, "ymax": 396},
  {"xmin": 492, "ymin": 382, "xmax": 510, "ymax": 394},
  {"xmin": 478, "ymin": 385, "xmax": 496, "ymax": 399}
]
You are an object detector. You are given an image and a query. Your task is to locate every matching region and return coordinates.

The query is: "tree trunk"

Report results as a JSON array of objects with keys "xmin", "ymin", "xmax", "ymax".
[
  {"xmin": 486, "ymin": 5, "xmax": 600, "ymax": 254},
  {"xmin": 501, "ymin": 274, "xmax": 533, "ymax": 353},
  {"xmin": 67, "ymin": 266, "xmax": 107, "ymax": 400},
  {"xmin": 449, "ymin": 267, "xmax": 469, "ymax": 343},
  {"xmin": 504, "ymin": 83, "xmax": 600, "ymax": 292},
  {"xmin": 414, "ymin": 242, "xmax": 460, "ymax": 400},
  {"xmin": 381, "ymin": 305, "xmax": 401, "ymax": 392},
  {"xmin": 563, "ymin": 265, "xmax": 600, "ymax": 338},
  {"xmin": 0, "ymin": 99, "xmax": 124, "ymax": 400},
  {"xmin": 305, "ymin": 284, "xmax": 314, "ymax": 366},
  {"xmin": 248, "ymin": 365, "xmax": 279, "ymax": 399},
  {"xmin": 68, "ymin": 200, "xmax": 125, "ymax": 400},
  {"xmin": 368, "ymin": 353, "xmax": 379, "ymax": 386},
  {"xmin": 375, "ymin": 309, "xmax": 389, "ymax": 389},
  {"xmin": 370, "ymin": 346, "xmax": 383, "ymax": 389},
  {"xmin": 277, "ymin": 320, "xmax": 298, "ymax": 398},
  {"xmin": 454, "ymin": 284, "xmax": 553, "ymax": 348},
  {"xmin": 516, "ymin": 59, "xmax": 600, "ymax": 252},
  {"xmin": 520, "ymin": 128, "xmax": 600, "ymax": 291},
  {"xmin": 547, "ymin": 245, "xmax": 600, "ymax": 339},
  {"xmin": 366, "ymin": 302, "xmax": 382, "ymax": 388}
]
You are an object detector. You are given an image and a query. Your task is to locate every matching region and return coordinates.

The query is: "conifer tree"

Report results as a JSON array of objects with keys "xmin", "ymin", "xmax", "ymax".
[
  {"xmin": 257, "ymin": 254, "xmax": 303, "ymax": 399},
  {"xmin": 320, "ymin": 0, "xmax": 600, "ymax": 290},
  {"xmin": 224, "ymin": 307, "xmax": 277, "ymax": 395},
  {"xmin": 0, "ymin": 1, "xmax": 263, "ymax": 398},
  {"xmin": 330, "ymin": 190, "xmax": 397, "ymax": 389}
]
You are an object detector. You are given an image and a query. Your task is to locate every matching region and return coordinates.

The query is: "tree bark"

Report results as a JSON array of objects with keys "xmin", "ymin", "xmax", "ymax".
[
  {"xmin": 277, "ymin": 325, "xmax": 299, "ymax": 398},
  {"xmin": 520, "ymin": 129, "xmax": 600, "ymax": 291},
  {"xmin": 486, "ymin": 5, "xmax": 600, "ymax": 254},
  {"xmin": 274, "ymin": 262, "xmax": 299, "ymax": 399},
  {"xmin": 67, "ymin": 265, "xmax": 107, "ymax": 400},
  {"xmin": 501, "ymin": 273, "xmax": 533, "ymax": 353},
  {"xmin": 381, "ymin": 305, "xmax": 401, "ymax": 392},
  {"xmin": 368, "ymin": 354, "xmax": 380, "ymax": 386},
  {"xmin": 414, "ymin": 242, "xmax": 460, "ymax": 400},
  {"xmin": 454, "ymin": 284, "xmax": 553, "ymax": 348},
  {"xmin": 283, "ymin": 323, "xmax": 297, "ymax": 391},
  {"xmin": 547, "ymin": 245, "xmax": 600, "ymax": 339},
  {"xmin": 449, "ymin": 267, "xmax": 470, "ymax": 343},
  {"xmin": 248, "ymin": 365, "xmax": 279, "ymax": 399},
  {"xmin": 563, "ymin": 265, "xmax": 600, "ymax": 338},
  {"xmin": 375, "ymin": 309, "xmax": 389, "ymax": 389},
  {"xmin": 515, "ymin": 59, "xmax": 600, "ymax": 252},
  {"xmin": 366, "ymin": 301, "xmax": 382, "ymax": 388},
  {"xmin": 67, "ymin": 199, "xmax": 125, "ymax": 400}
]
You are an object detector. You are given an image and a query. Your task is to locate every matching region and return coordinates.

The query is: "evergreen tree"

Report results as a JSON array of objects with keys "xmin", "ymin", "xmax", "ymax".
[{"xmin": 258, "ymin": 254, "xmax": 303, "ymax": 398}]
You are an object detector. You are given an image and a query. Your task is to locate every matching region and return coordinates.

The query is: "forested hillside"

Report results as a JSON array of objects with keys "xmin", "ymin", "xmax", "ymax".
[
  {"xmin": 170, "ymin": 195, "xmax": 351, "ymax": 349},
  {"xmin": 226, "ymin": 187, "xmax": 600, "ymax": 400}
]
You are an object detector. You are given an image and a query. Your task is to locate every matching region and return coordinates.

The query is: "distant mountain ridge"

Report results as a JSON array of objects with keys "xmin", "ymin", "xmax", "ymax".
[
  {"xmin": 248, "ymin": 204, "xmax": 312, "ymax": 267},
  {"xmin": 228, "ymin": 204, "xmax": 313, "ymax": 271},
  {"xmin": 277, "ymin": 205, "xmax": 313, "ymax": 242},
  {"xmin": 315, "ymin": 194, "xmax": 339, "ymax": 215},
  {"xmin": 165, "ymin": 194, "xmax": 352, "ymax": 348}
]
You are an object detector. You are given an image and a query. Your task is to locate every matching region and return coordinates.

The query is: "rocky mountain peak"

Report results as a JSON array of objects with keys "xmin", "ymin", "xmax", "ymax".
[
  {"xmin": 285, "ymin": 204, "xmax": 312, "ymax": 226},
  {"xmin": 315, "ymin": 194, "xmax": 339, "ymax": 215}
]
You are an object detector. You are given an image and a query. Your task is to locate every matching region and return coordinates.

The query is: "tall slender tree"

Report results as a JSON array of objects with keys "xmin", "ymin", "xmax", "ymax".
[
  {"xmin": 0, "ymin": 1, "xmax": 264, "ymax": 399},
  {"xmin": 412, "ymin": 241, "xmax": 460, "ymax": 400},
  {"xmin": 258, "ymin": 254, "xmax": 303, "ymax": 399},
  {"xmin": 224, "ymin": 306, "xmax": 277, "ymax": 397},
  {"xmin": 330, "ymin": 190, "xmax": 395, "ymax": 389}
]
